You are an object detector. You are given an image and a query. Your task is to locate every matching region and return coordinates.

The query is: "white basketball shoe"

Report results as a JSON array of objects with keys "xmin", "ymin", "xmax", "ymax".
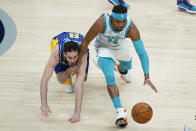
[
  {"xmin": 63, "ymin": 77, "xmax": 73, "ymax": 93},
  {"xmin": 115, "ymin": 108, "xmax": 128, "ymax": 128},
  {"xmin": 114, "ymin": 62, "xmax": 132, "ymax": 83}
]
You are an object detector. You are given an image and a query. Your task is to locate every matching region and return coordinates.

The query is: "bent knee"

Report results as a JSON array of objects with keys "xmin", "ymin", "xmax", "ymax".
[
  {"xmin": 98, "ymin": 57, "xmax": 116, "ymax": 85},
  {"xmin": 57, "ymin": 78, "xmax": 65, "ymax": 84},
  {"xmin": 56, "ymin": 73, "xmax": 66, "ymax": 84}
]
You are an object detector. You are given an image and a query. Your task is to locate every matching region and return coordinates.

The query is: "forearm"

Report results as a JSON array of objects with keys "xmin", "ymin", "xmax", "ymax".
[
  {"xmin": 133, "ymin": 39, "xmax": 149, "ymax": 77},
  {"xmin": 74, "ymin": 82, "xmax": 84, "ymax": 114},
  {"xmin": 40, "ymin": 51, "xmax": 57, "ymax": 106},
  {"xmin": 40, "ymin": 80, "xmax": 48, "ymax": 106},
  {"xmin": 74, "ymin": 54, "xmax": 87, "ymax": 114},
  {"xmin": 138, "ymin": 52, "xmax": 149, "ymax": 75}
]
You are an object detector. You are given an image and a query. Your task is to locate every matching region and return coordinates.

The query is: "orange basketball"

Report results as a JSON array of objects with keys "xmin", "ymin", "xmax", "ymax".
[{"xmin": 131, "ymin": 102, "xmax": 153, "ymax": 124}]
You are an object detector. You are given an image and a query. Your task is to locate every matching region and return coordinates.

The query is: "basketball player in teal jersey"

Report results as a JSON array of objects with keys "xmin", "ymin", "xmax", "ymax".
[
  {"xmin": 40, "ymin": 32, "xmax": 89, "ymax": 123},
  {"xmin": 67, "ymin": 5, "xmax": 158, "ymax": 128}
]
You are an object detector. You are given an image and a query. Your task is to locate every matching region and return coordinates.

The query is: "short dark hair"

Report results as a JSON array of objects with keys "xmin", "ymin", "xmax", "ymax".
[
  {"xmin": 112, "ymin": 4, "xmax": 127, "ymax": 14},
  {"xmin": 63, "ymin": 41, "xmax": 79, "ymax": 53}
]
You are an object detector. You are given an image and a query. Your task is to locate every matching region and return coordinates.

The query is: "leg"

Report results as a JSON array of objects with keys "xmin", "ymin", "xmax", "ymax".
[
  {"xmin": 114, "ymin": 39, "xmax": 132, "ymax": 82},
  {"xmin": 118, "ymin": 59, "xmax": 132, "ymax": 73},
  {"xmin": 56, "ymin": 72, "xmax": 70, "ymax": 84},
  {"xmin": 98, "ymin": 57, "xmax": 128, "ymax": 128},
  {"xmin": 115, "ymin": 59, "xmax": 132, "ymax": 83},
  {"xmin": 55, "ymin": 72, "xmax": 73, "ymax": 93},
  {"xmin": 55, "ymin": 63, "xmax": 73, "ymax": 93}
]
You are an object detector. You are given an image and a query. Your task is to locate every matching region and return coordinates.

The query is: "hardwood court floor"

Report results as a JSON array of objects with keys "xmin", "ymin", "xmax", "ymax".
[{"xmin": 0, "ymin": 0, "xmax": 196, "ymax": 131}]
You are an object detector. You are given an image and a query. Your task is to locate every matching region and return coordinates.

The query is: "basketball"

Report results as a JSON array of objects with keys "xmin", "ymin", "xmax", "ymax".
[{"xmin": 131, "ymin": 102, "xmax": 153, "ymax": 124}]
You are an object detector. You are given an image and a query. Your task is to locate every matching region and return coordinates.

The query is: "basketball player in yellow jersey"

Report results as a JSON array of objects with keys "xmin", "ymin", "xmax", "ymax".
[{"xmin": 40, "ymin": 32, "xmax": 89, "ymax": 123}]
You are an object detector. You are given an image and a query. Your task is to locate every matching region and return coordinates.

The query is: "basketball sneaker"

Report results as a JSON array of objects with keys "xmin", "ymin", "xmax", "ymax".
[
  {"xmin": 114, "ymin": 62, "xmax": 132, "ymax": 83},
  {"xmin": 177, "ymin": 0, "xmax": 196, "ymax": 13},
  {"xmin": 63, "ymin": 77, "xmax": 73, "ymax": 93},
  {"xmin": 108, "ymin": 0, "xmax": 130, "ymax": 9},
  {"xmin": 115, "ymin": 108, "xmax": 128, "ymax": 128}
]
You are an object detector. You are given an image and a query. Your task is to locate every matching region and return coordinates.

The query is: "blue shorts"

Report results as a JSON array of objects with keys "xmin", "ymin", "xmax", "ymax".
[{"xmin": 54, "ymin": 51, "xmax": 90, "ymax": 74}]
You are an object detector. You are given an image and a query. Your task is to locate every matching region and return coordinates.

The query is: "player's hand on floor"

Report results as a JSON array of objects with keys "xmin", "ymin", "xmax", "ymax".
[
  {"xmin": 68, "ymin": 113, "xmax": 80, "ymax": 123},
  {"xmin": 40, "ymin": 105, "xmax": 52, "ymax": 117},
  {"xmin": 144, "ymin": 79, "xmax": 158, "ymax": 93}
]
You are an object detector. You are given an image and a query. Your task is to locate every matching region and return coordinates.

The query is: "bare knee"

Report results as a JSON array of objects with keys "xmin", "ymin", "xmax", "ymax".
[
  {"xmin": 56, "ymin": 72, "xmax": 67, "ymax": 84},
  {"xmin": 57, "ymin": 78, "xmax": 65, "ymax": 84}
]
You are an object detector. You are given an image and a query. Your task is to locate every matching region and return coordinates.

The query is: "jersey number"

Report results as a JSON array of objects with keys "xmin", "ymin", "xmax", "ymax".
[{"xmin": 69, "ymin": 33, "xmax": 79, "ymax": 39}]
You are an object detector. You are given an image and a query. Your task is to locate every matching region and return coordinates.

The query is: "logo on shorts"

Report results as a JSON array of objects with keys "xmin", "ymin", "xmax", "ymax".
[{"xmin": 0, "ymin": 9, "xmax": 17, "ymax": 56}]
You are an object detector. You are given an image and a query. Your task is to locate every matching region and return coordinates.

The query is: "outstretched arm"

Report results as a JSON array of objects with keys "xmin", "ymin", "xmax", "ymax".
[
  {"xmin": 127, "ymin": 22, "xmax": 149, "ymax": 76},
  {"xmin": 69, "ymin": 53, "xmax": 88, "ymax": 123},
  {"xmin": 40, "ymin": 47, "xmax": 59, "ymax": 116},
  {"xmin": 127, "ymin": 22, "xmax": 158, "ymax": 93}
]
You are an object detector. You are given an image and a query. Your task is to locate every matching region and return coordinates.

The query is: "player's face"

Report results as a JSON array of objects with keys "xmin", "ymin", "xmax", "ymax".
[
  {"xmin": 111, "ymin": 17, "xmax": 126, "ymax": 31},
  {"xmin": 64, "ymin": 51, "xmax": 78, "ymax": 66}
]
